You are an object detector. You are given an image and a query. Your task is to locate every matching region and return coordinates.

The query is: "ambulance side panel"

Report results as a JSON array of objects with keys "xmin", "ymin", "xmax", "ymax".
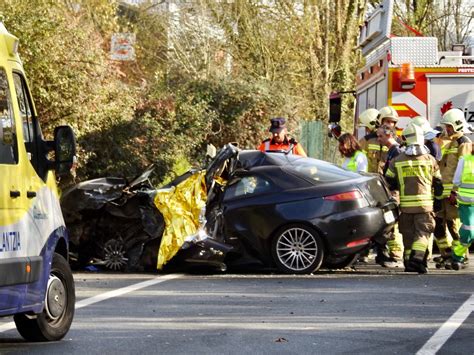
[{"xmin": 0, "ymin": 54, "xmax": 69, "ymax": 315}]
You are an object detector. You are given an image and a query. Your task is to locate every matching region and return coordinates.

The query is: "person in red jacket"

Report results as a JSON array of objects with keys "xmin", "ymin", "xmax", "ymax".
[{"xmin": 257, "ymin": 117, "xmax": 307, "ymax": 156}]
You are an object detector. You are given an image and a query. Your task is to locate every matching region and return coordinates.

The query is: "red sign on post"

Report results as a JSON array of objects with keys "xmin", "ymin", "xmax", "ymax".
[{"xmin": 111, "ymin": 33, "xmax": 136, "ymax": 61}]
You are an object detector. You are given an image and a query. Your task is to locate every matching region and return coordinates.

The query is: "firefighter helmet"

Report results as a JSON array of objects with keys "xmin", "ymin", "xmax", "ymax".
[
  {"xmin": 412, "ymin": 116, "xmax": 440, "ymax": 140},
  {"xmin": 378, "ymin": 106, "xmax": 399, "ymax": 123},
  {"xmin": 441, "ymin": 108, "xmax": 465, "ymax": 132},
  {"xmin": 402, "ymin": 122, "xmax": 425, "ymax": 145},
  {"xmin": 411, "ymin": 116, "xmax": 430, "ymax": 131},
  {"xmin": 358, "ymin": 108, "xmax": 380, "ymax": 130}
]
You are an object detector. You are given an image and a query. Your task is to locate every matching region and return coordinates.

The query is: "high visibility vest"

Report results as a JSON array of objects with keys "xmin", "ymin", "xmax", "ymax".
[
  {"xmin": 458, "ymin": 154, "xmax": 474, "ymax": 205},
  {"xmin": 386, "ymin": 154, "xmax": 440, "ymax": 213},
  {"xmin": 437, "ymin": 135, "xmax": 472, "ymax": 199},
  {"xmin": 263, "ymin": 140, "xmax": 293, "ymax": 154},
  {"xmin": 346, "ymin": 150, "xmax": 366, "ymax": 172},
  {"xmin": 359, "ymin": 134, "xmax": 388, "ymax": 174}
]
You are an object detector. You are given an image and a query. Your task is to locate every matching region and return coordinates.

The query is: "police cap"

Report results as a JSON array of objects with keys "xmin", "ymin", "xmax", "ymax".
[{"xmin": 269, "ymin": 117, "xmax": 286, "ymax": 133}]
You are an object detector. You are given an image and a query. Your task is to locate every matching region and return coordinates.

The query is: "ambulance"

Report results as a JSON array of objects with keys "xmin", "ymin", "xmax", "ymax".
[
  {"xmin": 0, "ymin": 23, "xmax": 76, "ymax": 341},
  {"xmin": 355, "ymin": 0, "xmax": 473, "ymax": 133}
]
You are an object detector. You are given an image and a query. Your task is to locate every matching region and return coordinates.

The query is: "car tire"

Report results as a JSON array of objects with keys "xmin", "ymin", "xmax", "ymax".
[
  {"xmin": 323, "ymin": 254, "xmax": 359, "ymax": 270},
  {"xmin": 14, "ymin": 253, "xmax": 75, "ymax": 342},
  {"xmin": 272, "ymin": 224, "xmax": 324, "ymax": 274}
]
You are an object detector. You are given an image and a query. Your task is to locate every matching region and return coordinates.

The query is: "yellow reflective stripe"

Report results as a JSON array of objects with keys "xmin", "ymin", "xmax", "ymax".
[
  {"xmin": 394, "ymin": 160, "xmax": 435, "ymax": 201},
  {"xmin": 412, "ymin": 241, "xmax": 427, "ymax": 252},
  {"xmin": 442, "ymin": 148, "xmax": 458, "ymax": 155},
  {"xmin": 386, "ymin": 169, "xmax": 395, "ymax": 178},
  {"xmin": 435, "ymin": 238, "xmax": 450, "ymax": 249},
  {"xmin": 367, "ymin": 144, "xmax": 382, "ymax": 151},
  {"xmin": 394, "ymin": 160, "xmax": 433, "ymax": 167},
  {"xmin": 400, "ymin": 194, "xmax": 432, "ymax": 201},
  {"xmin": 400, "ymin": 201, "xmax": 433, "ymax": 207}
]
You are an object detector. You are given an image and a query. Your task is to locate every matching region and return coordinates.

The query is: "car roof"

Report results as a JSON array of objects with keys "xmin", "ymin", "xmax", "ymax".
[{"xmin": 237, "ymin": 150, "xmax": 306, "ymax": 169}]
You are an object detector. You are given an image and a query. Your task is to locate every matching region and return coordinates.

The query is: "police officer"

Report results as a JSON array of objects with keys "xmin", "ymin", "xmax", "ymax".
[
  {"xmin": 433, "ymin": 108, "xmax": 472, "ymax": 265},
  {"xmin": 448, "ymin": 148, "xmax": 474, "ymax": 270},
  {"xmin": 385, "ymin": 123, "xmax": 443, "ymax": 273},
  {"xmin": 258, "ymin": 117, "xmax": 307, "ymax": 156},
  {"xmin": 358, "ymin": 108, "xmax": 386, "ymax": 174}
]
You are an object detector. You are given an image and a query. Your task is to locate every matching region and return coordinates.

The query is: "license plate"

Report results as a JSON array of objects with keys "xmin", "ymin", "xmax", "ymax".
[{"xmin": 384, "ymin": 210, "xmax": 395, "ymax": 224}]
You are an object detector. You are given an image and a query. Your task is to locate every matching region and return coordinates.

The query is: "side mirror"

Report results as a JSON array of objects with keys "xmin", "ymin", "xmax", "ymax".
[{"xmin": 53, "ymin": 125, "xmax": 76, "ymax": 176}]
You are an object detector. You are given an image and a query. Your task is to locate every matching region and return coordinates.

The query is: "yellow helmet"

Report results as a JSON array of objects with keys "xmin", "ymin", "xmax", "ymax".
[
  {"xmin": 441, "ymin": 108, "xmax": 465, "ymax": 132},
  {"xmin": 402, "ymin": 122, "xmax": 425, "ymax": 145},
  {"xmin": 378, "ymin": 106, "xmax": 399, "ymax": 123},
  {"xmin": 358, "ymin": 108, "xmax": 380, "ymax": 130}
]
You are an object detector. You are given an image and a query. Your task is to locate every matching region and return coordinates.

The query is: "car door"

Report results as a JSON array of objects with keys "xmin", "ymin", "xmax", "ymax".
[{"xmin": 222, "ymin": 172, "xmax": 279, "ymax": 260}]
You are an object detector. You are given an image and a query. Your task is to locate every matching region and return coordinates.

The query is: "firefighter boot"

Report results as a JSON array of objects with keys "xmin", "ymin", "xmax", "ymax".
[
  {"xmin": 375, "ymin": 243, "xmax": 392, "ymax": 267},
  {"xmin": 405, "ymin": 251, "xmax": 428, "ymax": 274},
  {"xmin": 405, "ymin": 259, "xmax": 428, "ymax": 274},
  {"xmin": 434, "ymin": 248, "xmax": 452, "ymax": 269}
]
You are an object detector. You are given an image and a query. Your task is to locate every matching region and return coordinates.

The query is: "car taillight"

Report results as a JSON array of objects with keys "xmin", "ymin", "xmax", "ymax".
[
  {"xmin": 324, "ymin": 190, "xmax": 362, "ymax": 201},
  {"xmin": 346, "ymin": 238, "xmax": 370, "ymax": 248}
]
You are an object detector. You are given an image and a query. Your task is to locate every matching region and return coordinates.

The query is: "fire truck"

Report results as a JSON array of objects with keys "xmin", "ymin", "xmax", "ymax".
[{"xmin": 330, "ymin": 0, "xmax": 474, "ymax": 136}]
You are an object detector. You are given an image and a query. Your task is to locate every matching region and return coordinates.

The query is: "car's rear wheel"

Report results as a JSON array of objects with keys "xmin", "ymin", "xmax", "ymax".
[
  {"xmin": 272, "ymin": 224, "xmax": 324, "ymax": 274},
  {"xmin": 14, "ymin": 253, "xmax": 75, "ymax": 342}
]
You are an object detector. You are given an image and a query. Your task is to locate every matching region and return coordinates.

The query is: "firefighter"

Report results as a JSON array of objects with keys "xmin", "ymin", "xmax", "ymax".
[
  {"xmin": 338, "ymin": 133, "xmax": 368, "ymax": 172},
  {"xmin": 411, "ymin": 116, "xmax": 442, "ymax": 161},
  {"xmin": 378, "ymin": 106, "xmax": 399, "ymax": 130},
  {"xmin": 258, "ymin": 117, "xmax": 307, "ymax": 156},
  {"xmin": 447, "ymin": 148, "xmax": 474, "ymax": 270},
  {"xmin": 357, "ymin": 108, "xmax": 382, "ymax": 263},
  {"xmin": 376, "ymin": 124, "xmax": 404, "ymax": 265},
  {"xmin": 385, "ymin": 123, "xmax": 443, "ymax": 273},
  {"xmin": 433, "ymin": 108, "xmax": 472, "ymax": 266},
  {"xmin": 358, "ymin": 108, "xmax": 385, "ymax": 174}
]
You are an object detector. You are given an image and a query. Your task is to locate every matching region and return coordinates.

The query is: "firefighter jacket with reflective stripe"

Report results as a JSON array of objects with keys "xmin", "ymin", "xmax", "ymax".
[
  {"xmin": 343, "ymin": 150, "xmax": 367, "ymax": 172},
  {"xmin": 386, "ymin": 152, "xmax": 442, "ymax": 213},
  {"xmin": 454, "ymin": 154, "xmax": 474, "ymax": 205},
  {"xmin": 437, "ymin": 133, "xmax": 471, "ymax": 199},
  {"xmin": 359, "ymin": 132, "xmax": 388, "ymax": 174},
  {"xmin": 258, "ymin": 138, "xmax": 307, "ymax": 156}
]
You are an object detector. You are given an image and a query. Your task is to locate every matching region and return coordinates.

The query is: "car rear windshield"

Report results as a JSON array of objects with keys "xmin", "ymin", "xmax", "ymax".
[{"xmin": 281, "ymin": 156, "xmax": 360, "ymax": 183}]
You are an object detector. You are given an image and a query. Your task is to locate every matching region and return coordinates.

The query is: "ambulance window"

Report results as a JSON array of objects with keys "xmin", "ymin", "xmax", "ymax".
[
  {"xmin": 0, "ymin": 69, "xmax": 17, "ymax": 165},
  {"xmin": 12, "ymin": 73, "xmax": 34, "ymax": 144}
]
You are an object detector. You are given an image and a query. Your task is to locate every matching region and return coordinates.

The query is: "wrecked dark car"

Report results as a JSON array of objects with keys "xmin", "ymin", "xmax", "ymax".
[
  {"xmin": 61, "ymin": 144, "xmax": 399, "ymax": 274},
  {"xmin": 61, "ymin": 165, "xmax": 164, "ymax": 271}
]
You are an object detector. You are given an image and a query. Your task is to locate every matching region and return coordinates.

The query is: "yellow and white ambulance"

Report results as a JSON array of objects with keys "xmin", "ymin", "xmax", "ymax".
[{"xmin": 0, "ymin": 23, "xmax": 76, "ymax": 341}]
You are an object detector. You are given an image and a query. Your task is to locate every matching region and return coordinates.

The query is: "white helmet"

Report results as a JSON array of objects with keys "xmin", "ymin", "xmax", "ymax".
[
  {"xmin": 411, "ymin": 116, "xmax": 439, "ymax": 139},
  {"xmin": 378, "ymin": 106, "xmax": 399, "ymax": 123},
  {"xmin": 402, "ymin": 123, "xmax": 425, "ymax": 145},
  {"xmin": 358, "ymin": 108, "xmax": 380, "ymax": 130},
  {"xmin": 441, "ymin": 108, "xmax": 465, "ymax": 132}
]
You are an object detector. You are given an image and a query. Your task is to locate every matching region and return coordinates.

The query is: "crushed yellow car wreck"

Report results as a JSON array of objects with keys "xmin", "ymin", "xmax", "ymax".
[{"xmin": 154, "ymin": 170, "xmax": 207, "ymax": 269}]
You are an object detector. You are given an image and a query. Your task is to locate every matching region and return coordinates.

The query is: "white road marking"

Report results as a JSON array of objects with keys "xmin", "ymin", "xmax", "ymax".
[
  {"xmin": 0, "ymin": 274, "xmax": 182, "ymax": 334},
  {"xmin": 417, "ymin": 293, "xmax": 474, "ymax": 355}
]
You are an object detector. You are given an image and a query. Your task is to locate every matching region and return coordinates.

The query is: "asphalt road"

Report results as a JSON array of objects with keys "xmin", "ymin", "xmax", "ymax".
[{"xmin": 0, "ymin": 262, "xmax": 473, "ymax": 355}]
